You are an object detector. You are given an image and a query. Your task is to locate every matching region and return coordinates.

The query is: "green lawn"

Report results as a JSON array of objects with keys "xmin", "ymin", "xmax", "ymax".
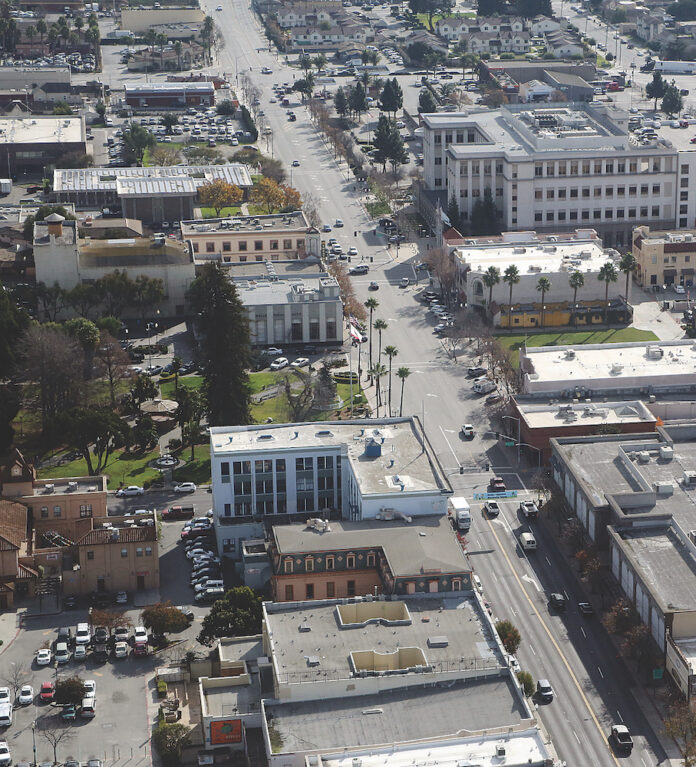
[
  {"xmin": 159, "ymin": 375, "xmax": 205, "ymax": 400},
  {"xmin": 200, "ymin": 206, "xmax": 243, "ymax": 219},
  {"xmin": 38, "ymin": 447, "xmax": 162, "ymax": 490},
  {"xmin": 497, "ymin": 327, "xmax": 659, "ymax": 366},
  {"xmin": 366, "ymin": 201, "xmax": 391, "ymax": 218},
  {"xmin": 172, "ymin": 451, "xmax": 211, "ymax": 485}
]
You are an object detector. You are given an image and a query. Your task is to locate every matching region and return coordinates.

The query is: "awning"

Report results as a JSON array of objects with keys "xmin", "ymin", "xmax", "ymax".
[{"xmin": 664, "ymin": 268, "xmax": 677, "ymax": 276}]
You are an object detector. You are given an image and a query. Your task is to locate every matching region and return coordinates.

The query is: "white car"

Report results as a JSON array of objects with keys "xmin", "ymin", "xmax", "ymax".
[
  {"xmin": 263, "ymin": 347, "xmax": 283, "ymax": 356},
  {"xmin": 116, "ymin": 485, "xmax": 144, "ymax": 497},
  {"xmin": 461, "ymin": 424, "xmax": 475, "ymax": 439},
  {"xmin": 18, "ymin": 684, "xmax": 34, "ymax": 705},
  {"xmin": 134, "ymin": 626, "xmax": 148, "ymax": 644},
  {"xmin": 83, "ymin": 680, "xmax": 96, "ymax": 699},
  {"xmin": 334, "ymin": 218, "xmax": 344, "ymax": 227},
  {"xmin": 174, "ymin": 482, "xmax": 197, "ymax": 493},
  {"xmin": 0, "ymin": 742, "xmax": 10, "ymax": 767},
  {"xmin": 347, "ymin": 247, "xmax": 358, "ymax": 256},
  {"xmin": 76, "ymin": 622, "xmax": 91, "ymax": 645},
  {"xmin": 261, "ymin": 66, "xmax": 273, "ymax": 74},
  {"xmin": 675, "ymin": 284, "xmax": 686, "ymax": 294},
  {"xmin": 270, "ymin": 357, "xmax": 289, "ymax": 370},
  {"xmin": 36, "ymin": 648, "xmax": 52, "ymax": 666},
  {"xmin": 74, "ymin": 644, "xmax": 87, "ymax": 661},
  {"xmin": 114, "ymin": 641, "xmax": 129, "ymax": 659},
  {"xmin": 291, "ymin": 357, "xmax": 309, "ymax": 368},
  {"xmin": 0, "ymin": 688, "xmax": 9, "ymax": 705}
]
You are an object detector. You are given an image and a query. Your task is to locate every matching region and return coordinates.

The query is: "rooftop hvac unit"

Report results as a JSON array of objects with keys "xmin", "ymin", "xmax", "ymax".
[
  {"xmin": 638, "ymin": 451, "xmax": 651, "ymax": 463},
  {"xmin": 529, "ymin": 265, "xmax": 542, "ymax": 272},
  {"xmin": 44, "ymin": 483, "xmax": 54, "ymax": 493},
  {"xmin": 563, "ymin": 412, "xmax": 578, "ymax": 421},
  {"xmin": 610, "ymin": 363, "xmax": 623, "ymax": 375},
  {"xmin": 565, "ymin": 349, "xmax": 576, "ymax": 359},
  {"xmin": 690, "ymin": 531, "xmax": 696, "ymax": 545},
  {"xmin": 495, "ymin": 745, "xmax": 506, "ymax": 757},
  {"xmin": 655, "ymin": 481, "xmax": 674, "ymax": 496},
  {"xmin": 684, "ymin": 470, "xmax": 696, "ymax": 485},
  {"xmin": 685, "ymin": 234, "xmax": 694, "ymax": 242},
  {"xmin": 67, "ymin": 481, "xmax": 78, "ymax": 491},
  {"xmin": 660, "ymin": 446, "xmax": 674, "ymax": 461},
  {"xmin": 647, "ymin": 345, "xmax": 664, "ymax": 359}
]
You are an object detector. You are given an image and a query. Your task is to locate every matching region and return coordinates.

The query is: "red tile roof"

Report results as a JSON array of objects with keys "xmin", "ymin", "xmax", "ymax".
[
  {"xmin": 78, "ymin": 526, "xmax": 157, "ymax": 546},
  {"xmin": 0, "ymin": 499, "xmax": 28, "ymax": 549}
]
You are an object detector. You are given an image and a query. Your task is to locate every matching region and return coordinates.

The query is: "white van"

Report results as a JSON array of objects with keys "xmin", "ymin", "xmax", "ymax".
[
  {"xmin": 449, "ymin": 496, "xmax": 471, "ymax": 532},
  {"xmin": 81, "ymin": 697, "xmax": 96, "ymax": 718},
  {"xmin": 474, "ymin": 380, "xmax": 497, "ymax": 394},
  {"xmin": 520, "ymin": 532, "xmax": 537, "ymax": 551},
  {"xmin": 0, "ymin": 703, "xmax": 13, "ymax": 727}
]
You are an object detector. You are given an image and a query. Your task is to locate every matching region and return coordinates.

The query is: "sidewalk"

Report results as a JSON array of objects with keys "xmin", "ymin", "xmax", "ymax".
[{"xmin": 536, "ymin": 504, "xmax": 684, "ymax": 766}]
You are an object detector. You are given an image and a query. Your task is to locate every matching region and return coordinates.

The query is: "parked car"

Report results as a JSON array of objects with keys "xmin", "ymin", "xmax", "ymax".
[
  {"xmin": 114, "ymin": 642, "xmax": 129, "ymax": 659},
  {"xmin": 461, "ymin": 424, "xmax": 474, "ymax": 439},
  {"xmin": 18, "ymin": 685, "xmax": 33, "ymax": 706},
  {"xmin": 349, "ymin": 264, "xmax": 369, "ymax": 275},
  {"xmin": 290, "ymin": 357, "xmax": 309, "ymax": 368},
  {"xmin": 74, "ymin": 644, "xmax": 87, "ymax": 661},
  {"xmin": 174, "ymin": 482, "xmax": 197, "ymax": 494},
  {"xmin": 55, "ymin": 642, "xmax": 71, "ymax": 663},
  {"xmin": 550, "ymin": 592, "xmax": 567, "ymax": 610},
  {"xmin": 40, "ymin": 682, "xmax": 54, "ymax": 702},
  {"xmin": 134, "ymin": 626, "xmax": 148, "ymax": 644},
  {"xmin": 270, "ymin": 357, "xmax": 289, "ymax": 370},
  {"xmin": 114, "ymin": 626, "xmax": 130, "ymax": 643},
  {"xmin": 116, "ymin": 485, "xmax": 144, "ymax": 497},
  {"xmin": 537, "ymin": 678, "xmax": 554, "ymax": 701},
  {"xmin": 0, "ymin": 743, "xmax": 10, "ymax": 767},
  {"xmin": 61, "ymin": 704, "xmax": 78, "ymax": 721},
  {"xmin": 75, "ymin": 622, "xmax": 91, "ymax": 645},
  {"xmin": 36, "ymin": 648, "xmax": 52, "ymax": 666}
]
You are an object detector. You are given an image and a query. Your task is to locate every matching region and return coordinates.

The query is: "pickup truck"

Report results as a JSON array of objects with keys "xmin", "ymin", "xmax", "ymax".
[
  {"xmin": 610, "ymin": 725, "xmax": 633, "ymax": 753},
  {"xmin": 520, "ymin": 500, "xmax": 538, "ymax": 519}
]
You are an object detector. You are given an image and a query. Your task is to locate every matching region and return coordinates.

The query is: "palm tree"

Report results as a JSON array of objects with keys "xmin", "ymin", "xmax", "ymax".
[
  {"xmin": 619, "ymin": 252, "xmax": 637, "ymax": 304},
  {"xmin": 368, "ymin": 363, "xmax": 387, "ymax": 417},
  {"xmin": 25, "ymin": 24, "xmax": 36, "ymax": 46},
  {"xmin": 569, "ymin": 270, "xmax": 585, "ymax": 327},
  {"xmin": 536, "ymin": 277, "xmax": 551, "ymax": 328},
  {"xmin": 156, "ymin": 33, "xmax": 168, "ymax": 71},
  {"xmin": 374, "ymin": 318, "xmax": 388, "ymax": 362},
  {"xmin": 503, "ymin": 265, "xmax": 520, "ymax": 331},
  {"xmin": 74, "ymin": 15, "xmax": 83, "ymax": 32},
  {"xmin": 396, "ymin": 366, "xmax": 411, "ymax": 417},
  {"xmin": 383, "ymin": 345, "xmax": 398, "ymax": 416},
  {"xmin": 313, "ymin": 53, "xmax": 327, "ymax": 72},
  {"xmin": 364, "ymin": 297, "xmax": 379, "ymax": 369},
  {"xmin": 482, "ymin": 265, "xmax": 500, "ymax": 312},
  {"xmin": 174, "ymin": 40, "xmax": 183, "ymax": 71},
  {"xmin": 202, "ymin": 15, "xmax": 215, "ymax": 64},
  {"xmin": 36, "ymin": 18, "xmax": 47, "ymax": 47},
  {"xmin": 598, "ymin": 261, "xmax": 619, "ymax": 324}
]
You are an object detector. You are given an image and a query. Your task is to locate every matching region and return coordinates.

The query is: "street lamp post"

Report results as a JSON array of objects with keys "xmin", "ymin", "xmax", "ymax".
[{"xmin": 32, "ymin": 720, "xmax": 37, "ymax": 767}]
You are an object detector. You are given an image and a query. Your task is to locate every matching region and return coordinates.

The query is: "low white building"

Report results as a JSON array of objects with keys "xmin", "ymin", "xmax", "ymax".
[
  {"xmin": 454, "ymin": 228, "xmax": 621, "ymax": 313},
  {"xmin": 518, "ymin": 79, "xmax": 555, "ymax": 102},
  {"xmin": 208, "ymin": 418, "xmax": 452, "ymax": 558}
]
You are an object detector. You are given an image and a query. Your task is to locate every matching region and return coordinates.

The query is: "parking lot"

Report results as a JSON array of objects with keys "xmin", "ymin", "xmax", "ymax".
[{"xmin": 0, "ymin": 506, "xmax": 210, "ymax": 767}]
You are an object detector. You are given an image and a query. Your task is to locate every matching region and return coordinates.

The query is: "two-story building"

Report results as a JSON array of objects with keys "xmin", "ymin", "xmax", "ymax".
[{"xmin": 633, "ymin": 225, "xmax": 696, "ymax": 289}]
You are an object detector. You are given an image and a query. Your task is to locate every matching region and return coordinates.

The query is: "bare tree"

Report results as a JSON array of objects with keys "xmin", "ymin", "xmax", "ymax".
[
  {"xmin": 3, "ymin": 661, "xmax": 28, "ymax": 700},
  {"xmin": 95, "ymin": 331, "xmax": 131, "ymax": 407},
  {"xmin": 39, "ymin": 721, "xmax": 75, "ymax": 764},
  {"xmin": 303, "ymin": 192, "xmax": 321, "ymax": 228},
  {"xmin": 664, "ymin": 701, "xmax": 696, "ymax": 766},
  {"xmin": 283, "ymin": 369, "xmax": 315, "ymax": 422},
  {"xmin": 328, "ymin": 262, "xmax": 366, "ymax": 321},
  {"xmin": 424, "ymin": 247, "xmax": 458, "ymax": 301},
  {"xmin": 88, "ymin": 608, "xmax": 131, "ymax": 635}
]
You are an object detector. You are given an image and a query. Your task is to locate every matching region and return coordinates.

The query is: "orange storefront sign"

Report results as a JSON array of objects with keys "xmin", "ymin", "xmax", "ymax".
[{"xmin": 210, "ymin": 719, "xmax": 242, "ymax": 745}]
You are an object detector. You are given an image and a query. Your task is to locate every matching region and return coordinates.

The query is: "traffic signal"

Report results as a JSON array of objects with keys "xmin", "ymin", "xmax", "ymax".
[
  {"xmin": 485, "ymin": 463, "xmax": 490, "ymax": 471},
  {"xmin": 459, "ymin": 466, "xmax": 464, "ymax": 475}
]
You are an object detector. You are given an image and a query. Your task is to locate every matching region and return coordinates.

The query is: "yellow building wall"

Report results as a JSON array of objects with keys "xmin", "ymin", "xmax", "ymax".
[{"xmin": 76, "ymin": 539, "xmax": 159, "ymax": 594}]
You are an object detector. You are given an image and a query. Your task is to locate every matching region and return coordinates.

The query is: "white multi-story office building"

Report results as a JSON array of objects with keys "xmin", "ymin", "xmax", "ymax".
[
  {"xmin": 422, "ymin": 103, "xmax": 696, "ymax": 248},
  {"xmin": 208, "ymin": 418, "xmax": 452, "ymax": 558}
]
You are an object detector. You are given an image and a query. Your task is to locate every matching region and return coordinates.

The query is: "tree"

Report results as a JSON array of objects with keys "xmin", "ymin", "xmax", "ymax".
[
  {"xmin": 175, "ymin": 387, "xmax": 205, "ymax": 459},
  {"xmin": 130, "ymin": 374, "xmax": 157, "ymax": 415},
  {"xmin": 314, "ymin": 365, "xmax": 336, "ymax": 412},
  {"xmin": 503, "ymin": 265, "xmax": 520, "ymax": 327},
  {"xmin": 446, "ymin": 193, "xmax": 461, "ymax": 232},
  {"xmin": 161, "ymin": 113, "xmax": 179, "ymax": 134},
  {"xmin": 198, "ymin": 586, "xmax": 263, "ymax": 644},
  {"xmin": 368, "ymin": 362, "xmax": 387, "ymax": 416},
  {"xmin": 153, "ymin": 724, "xmax": 191, "ymax": 765},
  {"xmin": 568, "ymin": 270, "xmax": 584, "ymax": 327},
  {"xmin": 373, "ymin": 318, "xmax": 388, "ymax": 364},
  {"xmin": 470, "ymin": 187, "xmax": 500, "ymax": 235},
  {"xmin": 536, "ymin": 277, "xmax": 551, "ymax": 328},
  {"xmin": 335, "ymin": 86, "xmax": 349, "ymax": 121},
  {"xmin": 20, "ymin": 325, "xmax": 83, "ymax": 432},
  {"xmin": 383, "ymin": 345, "xmax": 398, "ymax": 415},
  {"xmin": 96, "ymin": 269, "xmax": 133, "ymax": 318},
  {"xmin": 517, "ymin": 671, "xmax": 535, "ymax": 697},
  {"xmin": 132, "ymin": 413, "xmax": 158, "ymax": 451},
  {"xmin": 364, "ymin": 297, "xmax": 379, "ymax": 370},
  {"xmin": 280, "ymin": 183, "xmax": 302, "ymax": 211},
  {"xmin": 664, "ymin": 701, "xmax": 696, "ymax": 766},
  {"xmin": 313, "ymin": 52, "xmax": 327, "ymax": 72},
  {"xmin": 141, "ymin": 602, "xmax": 190, "ymax": 637},
  {"xmin": 122, "ymin": 123, "xmax": 156, "ymax": 166},
  {"xmin": 349, "ymin": 81, "xmax": 368, "ymax": 120},
  {"xmin": 150, "ymin": 146, "xmax": 182, "ymax": 167},
  {"xmin": 379, "ymin": 77, "xmax": 403, "ymax": 119},
  {"xmin": 418, "ymin": 88, "xmax": 438, "ymax": 114},
  {"xmin": 201, "ymin": 14, "xmax": 215, "ymax": 63},
  {"xmin": 53, "ymin": 101, "xmax": 72, "ymax": 115},
  {"xmin": 619, "ymin": 252, "xmax": 637, "ymax": 304},
  {"xmin": 3, "ymin": 661, "xmax": 27, "ymax": 699},
  {"xmin": 283, "ymin": 368, "xmax": 315, "ymax": 421},
  {"xmin": 64, "ymin": 317, "xmax": 100, "ymax": 380},
  {"xmin": 198, "ymin": 179, "xmax": 243, "ymax": 217},
  {"xmin": 373, "ymin": 114, "xmax": 408, "ymax": 171},
  {"xmin": 495, "ymin": 619, "xmax": 521, "ymax": 654},
  {"xmin": 55, "ymin": 406, "xmax": 128, "ymax": 475},
  {"xmin": 54, "ymin": 676, "xmax": 86, "ymax": 706},
  {"xmin": 408, "ymin": 0, "xmax": 453, "ymax": 29},
  {"xmin": 251, "ymin": 177, "xmax": 286, "ymax": 214},
  {"xmin": 396, "ymin": 366, "xmax": 411, "ymax": 416},
  {"xmin": 216, "ymin": 99, "xmax": 236, "ymax": 116},
  {"xmin": 293, "ymin": 77, "xmax": 314, "ymax": 102},
  {"xmin": 424, "ymin": 247, "xmax": 458, "ymax": 300},
  {"xmin": 188, "ymin": 263, "xmax": 251, "ymax": 426},
  {"xmin": 36, "ymin": 281, "xmax": 66, "ymax": 322},
  {"xmin": 88, "ymin": 608, "xmax": 130, "ymax": 635},
  {"xmin": 646, "ymin": 71, "xmax": 666, "ymax": 111},
  {"xmin": 482, "ymin": 265, "xmax": 500, "ymax": 309},
  {"xmin": 39, "ymin": 723, "xmax": 75, "ymax": 765},
  {"xmin": 170, "ymin": 355, "xmax": 183, "ymax": 393},
  {"xmin": 598, "ymin": 260, "xmax": 618, "ymax": 323},
  {"xmin": 662, "ymin": 81, "xmax": 683, "ymax": 117}
]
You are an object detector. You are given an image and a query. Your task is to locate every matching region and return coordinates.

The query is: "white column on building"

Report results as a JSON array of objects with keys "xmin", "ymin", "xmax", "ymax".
[
  {"xmin": 319, "ymin": 301, "xmax": 327, "ymax": 342},
  {"xmin": 302, "ymin": 304, "xmax": 310, "ymax": 343},
  {"xmin": 266, "ymin": 305, "xmax": 274, "ymax": 344}
]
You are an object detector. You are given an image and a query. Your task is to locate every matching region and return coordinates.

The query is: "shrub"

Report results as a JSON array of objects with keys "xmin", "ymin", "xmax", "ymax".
[
  {"xmin": 495, "ymin": 619, "xmax": 521, "ymax": 654},
  {"xmin": 517, "ymin": 670, "xmax": 534, "ymax": 696},
  {"xmin": 168, "ymin": 438, "xmax": 182, "ymax": 451},
  {"xmin": 157, "ymin": 679, "xmax": 168, "ymax": 698}
]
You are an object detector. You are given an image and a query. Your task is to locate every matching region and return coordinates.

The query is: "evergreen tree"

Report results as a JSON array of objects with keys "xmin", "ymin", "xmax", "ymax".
[
  {"xmin": 418, "ymin": 89, "xmax": 438, "ymax": 113},
  {"xmin": 646, "ymin": 71, "xmax": 666, "ymax": 111},
  {"xmin": 188, "ymin": 263, "xmax": 252, "ymax": 426},
  {"xmin": 379, "ymin": 78, "xmax": 403, "ymax": 119},
  {"xmin": 349, "ymin": 81, "xmax": 368, "ymax": 119},
  {"xmin": 661, "ymin": 82, "xmax": 683, "ymax": 116},
  {"xmin": 335, "ymin": 86, "xmax": 349, "ymax": 120},
  {"xmin": 470, "ymin": 188, "xmax": 500, "ymax": 235},
  {"xmin": 446, "ymin": 194, "xmax": 461, "ymax": 232}
]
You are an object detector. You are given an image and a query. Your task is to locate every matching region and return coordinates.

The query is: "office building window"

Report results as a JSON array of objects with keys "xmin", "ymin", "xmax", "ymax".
[
  {"xmin": 254, "ymin": 240, "xmax": 263, "ymax": 251},
  {"xmin": 347, "ymin": 580, "xmax": 356, "ymax": 596},
  {"xmin": 629, "ymin": 186, "xmax": 637, "ymax": 197},
  {"xmin": 326, "ymin": 582, "xmax": 335, "ymax": 598},
  {"xmin": 546, "ymin": 189, "xmax": 554, "ymax": 199},
  {"xmin": 570, "ymin": 162, "xmax": 578, "ymax": 175},
  {"xmin": 582, "ymin": 161, "xmax": 590, "ymax": 174},
  {"xmin": 434, "ymin": 134, "xmax": 441, "ymax": 144},
  {"xmin": 41, "ymin": 506, "xmax": 48, "ymax": 518},
  {"xmin": 569, "ymin": 210, "xmax": 578, "ymax": 220},
  {"xmin": 606, "ymin": 163, "xmax": 613, "ymax": 174},
  {"xmin": 617, "ymin": 186, "xmax": 625, "ymax": 197},
  {"xmin": 276, "ymin": 459, "xmax": 286, "ymax": 472},
  {"xmin": 641, "ymin": 207, "xmax": 649, "ymax": 217},
  {"xmin": 681, "ymin": 191, "xmax": 689, "ymax": 201},
  {"xmin": 222, "ymin": 241, "xmax": 231, "ymax": 252},
  {"xmin": 234, "ymin": 461, "xmax": 251, "ymax": 474},
  {"xmin": 296, "ymin": 457, "xmax": 313, "ymax": 471},
  {"xmin": 605, "ymin": 210, "xmax": 613, "ymax": 219},
  {"xmin": 121, "ymin": 548, "xmax": 128, "ymax": 558},
  {"xmin": 594, "ymin": 162, "xmax": 602, "ymax": 174},
  {"xmin": 367, "ymin": 553, "xmax": 376, "ymax": 567},
  {"xmin": 283, "ymin": 239, "xmax": 292, "ymax": 249},
  {"xmin": 317, "ymin": 456, "xmax": 333, "ymax": 470},
  {"xmin": 593, "ymin": 210, "xmax": 601, "ymax": 219},
  {"xmin": 305, "ymin": 557, "xmax": 314, "ymax": 572},
  {"xmin": 606, "ymin": 187, "xmax": 613, "ymax": 198},
  {"xmin": 346, "ymin": 554, "xmax": 356, "ymax": 569},
  {"xmin": 221, "ymin": 462, "xmax": 230, "ymax": 483},
  {"xmin": 53, "ymin": 505, "xmax": 61, "ymax": 517},
  {"xmin": 206, "ymin": 242, "xmax": 215, "ymax": 253},
  {"xmin": 535, "ymin": 163, "xmax": 542, "ymax": 177},
  {"xmin": 629, "ymin": 208, "xmax": 637, "ymax": 218},
  {"xmin": 255, "ymin": 459, "xmax": 273, "ymax": 473},
  {"xmin": 594, "ymin": 187, "xmax": 602, "ymax": 198},
  {"xmin": 79, "ymin": 505, "xmax": 92, "ymax": 517},
  {"xmin": 270, "ymin": 240, "xmax": 279, "ymax": 250},
  {"xmin": 546, "ymin": 211, "xmax": 554, "ymax": 221},
  {"xmin": 136, "ymin": 548, "xmax": 143, "ymax": 557},
  {"xmin": 284, "ymin": 585, "xmax": 294, "ymax": 600},
  {"xmin": 535, "ymin": 190, "xmax": 542, "ymax": 200},
  {"xmin": 534, "ymin": 212, "xmax": 542, "ymax": 222},
  {"xmin": 617, "ymin": 162, "xmax": 625, "ymax": 173},
  {"xmin": 306, "ymin": 583, "xmax": 314, "ymax": 599},
  {"xmin": 558, "ymin": 188, "xmax": 566, "ymax": 199},
  {"xmin": 681, "ymin": 218, "xmax": 688, "ymax": 227},
  {"xmin": 326, "ymin": 555, "xmax": 335, "ymax": 570},
  {"xmin": 582, "ymin": 187, "xmax": 590, "ymax": 198},
  {"xmin": 284, "ymin": 559, "xmax": 293, "ymax": 574},
  {"xmin": 558, "ymin": 211, "xmax": 566, "ymax": 221},
  {"xmin": 617, "ymin": 209, "xmax": 625, "ymax": 218},
  {"xmin": 581, "ymin": 210, "xmax": 590, "ymax": 220},
  {"xmin": 224, "ymin": 503, "xmax": 231, "ymax": 517},
  {"xmin": 570, "ymin": 188, "xmax": 578, "ymax": 198},
  {"xmin": 238, "ymin": 241, "xmax": 247, "ymax": 251}
]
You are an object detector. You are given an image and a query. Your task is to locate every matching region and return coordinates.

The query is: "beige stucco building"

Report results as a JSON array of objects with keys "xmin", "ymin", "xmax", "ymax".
[
  {"xmin": 120, "ymin": 7, "xmax": 205, "ymax": 33},
  {"xmin": 182, "ymin": 211, "xmax": 321, "ymax": 264},
  {"xmin": 633, "ymin": 225, "xmax": 696, "ymax": 289}
]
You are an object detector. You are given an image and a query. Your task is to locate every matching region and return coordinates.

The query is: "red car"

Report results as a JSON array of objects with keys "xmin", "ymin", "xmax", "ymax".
[
  {"xmin": 134, "ymin": 642, "xmax": 148, "ymax": 656},
  {"xmin": 489, "ymin": 476, "xmax": 506, "ymax": 491},
  {"xmin": 40, "ymin": 681, "xmax": 54, "ymax": 702}
]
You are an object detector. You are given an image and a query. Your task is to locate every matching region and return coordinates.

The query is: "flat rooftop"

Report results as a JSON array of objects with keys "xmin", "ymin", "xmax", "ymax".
[
  {"xmin": 614, "ymin": 526, "xmax": 696, "ymax": 612},
  {"xmin": 78, "ymin": 237, "xmax": 192, "ymax": 268},
  {"xmin": 227, "ymin": 259, "xmax": 325, "ymax": 280},
  {"xmin": 320, "ymin": 729, "xmax": 549, "ymax": 767},
  {"xmin": 266, "ymin": 678, "xmax": 530, "ymax": 752},
  {"xmin": 53, "ymin": 165, "xmax": 253, "ymax": 194},
  {"xmin": 209, "ymin": 419, "xmax": 451, "ymax": 498},
  {"xmin": 201, "ymin": 674, "xmax": 261, "ymax": 718},
  {"xmin": 516, "ymin": 399, "xmax": 657, "ymax": 430},
  {"xmin": 264, "ymin": 595, "xmax": 501, "ymax": 683},
  {"xmin": 181, "ymin": 210, "xmax": 311, "ymax": 236},
  {"xmin": 236, "ymin": 276, "xmax": 339, "ymax": 306},
  {"xmin": 218, "ymin": 636, "xmax": 263, "ymax": 664},
  {"xmin": 0, "ymin": 115, "xmax": 84, "ymax": 145},
  {"xmin": 273, "ymin": 515, "xmax": 469, "ymax": 578},
  {"xmin": 26, "ymin": 476, "xmax": 106, "ymax": 496},
  {"xmin": 125, "ymin": 81, "xmax": 214, "ymax": 93},
  {"xmin": 522, "ymin": 340, "xmax": 696, "ymax": 393},
  {"xmin": 454, "ymin": 238, "xmax": 608, "ymax": 276}
]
